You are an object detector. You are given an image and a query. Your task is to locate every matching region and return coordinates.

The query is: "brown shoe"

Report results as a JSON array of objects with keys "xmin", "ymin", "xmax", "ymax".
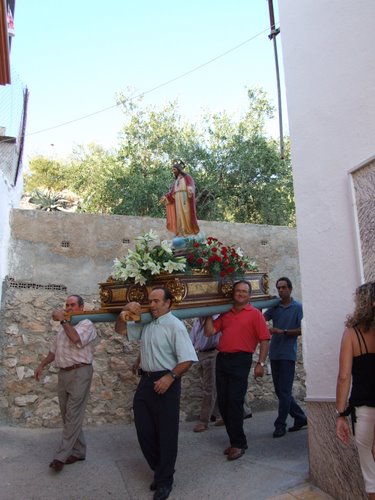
[
  {"xmin": 223, "ymin": 446, "xmax": 231, "ymax": 455},
  {"xmin": 227, "ymin": 447, "xmax": 245, "ymax": 461},
  {"xmin": 49, "ymin": 459, "xmax": 64, "ymax": 472},
  {"xmin": 193, "ymin": 422, "xmax": 208, "ymax": 432},
  {"xmin": 65, "ymin": 455, "xmax": 85, "ymax": 465},
  {"xmin": 214, "ymin": 418, "xmax": 225, "ymax": 427}
]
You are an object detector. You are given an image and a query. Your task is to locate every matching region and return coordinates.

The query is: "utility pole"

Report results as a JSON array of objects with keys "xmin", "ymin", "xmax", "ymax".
[{"xmin": 267, "ymin": 0, "xmax": 284, "ymax": 159}]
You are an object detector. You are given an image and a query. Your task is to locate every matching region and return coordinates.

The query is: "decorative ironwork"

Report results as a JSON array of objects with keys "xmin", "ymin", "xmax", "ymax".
[
  {"xmin": 98, "ymin": 271, "xmax": 270, "ymax": 311},
  {"xmin": 249, "ymin": 279, "xmax": 260, "ymax": 291},
  {"xmin": 127, "ymin": 284, "xmax": 148, "ymax": 303},
  {"xmin": 191, "ymin": 269, "xmax": 210, "ymax": 275},
  {"xmin": 262, "ymin": 274, "xmax": 269, "ymax": 294},
  {"xmin": 100, "ymin": 288, "xmax": 111, "ymax": 304},
  {"xmin": 219, "ymin": 277, "xmax": 235, "ymax": 298},
  {"xmin": 164, "ymin": 278, "xmax": 187, "ymax": 304}
]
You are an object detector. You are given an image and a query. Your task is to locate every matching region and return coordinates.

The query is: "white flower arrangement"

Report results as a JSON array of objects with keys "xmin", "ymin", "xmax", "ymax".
[{"xmin": 113, "ymin": 230, "xmax": 187, "ymax": 285}]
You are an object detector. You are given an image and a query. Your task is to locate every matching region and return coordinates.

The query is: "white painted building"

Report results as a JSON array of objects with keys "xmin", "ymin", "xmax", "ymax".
[
  {"xmin": 0, "ymin": 161, "xmax": 23, "ymax": 299},
  {"xmin": 278, "ymin": 1, "xmax": 375, "ymax": 497},
  {"xmin": 0, "ymin": 3, "xmax": 25, "ymax": 302}
]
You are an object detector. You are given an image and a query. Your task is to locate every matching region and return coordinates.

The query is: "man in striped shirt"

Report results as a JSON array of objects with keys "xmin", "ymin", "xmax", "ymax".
[{"xmin": 34, "ymin": 294, "xmax": 97, "ymax": 472}]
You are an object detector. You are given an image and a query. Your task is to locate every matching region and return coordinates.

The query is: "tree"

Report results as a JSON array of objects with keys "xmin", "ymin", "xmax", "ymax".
[
  {"xmin": 24, "ymin": 87, "xmax": 296, "ymax": 226},
  {"xmin": 67, "ymin": 144, "xmax": 125, "ymax": 214},
  {"xmin": 24, "ymin": 156, "xmax": 68, "ymax": 193},
  {"xmin": 182, "ymin": 88, "xmax": 295, "ymax": 225}
]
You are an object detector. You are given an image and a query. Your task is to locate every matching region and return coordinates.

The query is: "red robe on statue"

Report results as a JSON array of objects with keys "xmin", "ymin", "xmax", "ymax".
[{"xmin": 164, "ymin": 173, "xmax": 200, "ymax": 236}]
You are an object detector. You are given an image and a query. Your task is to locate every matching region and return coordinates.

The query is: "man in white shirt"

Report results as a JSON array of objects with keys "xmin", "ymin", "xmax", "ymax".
[{"xmin": 116, "ymin": 287, "xmax": 197, "ymax": 500}]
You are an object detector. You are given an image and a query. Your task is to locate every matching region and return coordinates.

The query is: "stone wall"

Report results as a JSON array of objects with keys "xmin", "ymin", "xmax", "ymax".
[
  {"xmin": 0, "ymin": 285, "xmax": 306, "ymax": 427},
  {"xmin": 0, "ymin": 209, "xmax": 305, "ymax": 427},
  {"xmin": 307, "ymin": 401, "xmax": 367, "ymax": 500},
  {"xmin": 350, "ymin": 156, "xmax": 375, "ymax": 282},
  {"xmin": 7, "ymin": 209, "xmax": 302, "ymax": 298}
]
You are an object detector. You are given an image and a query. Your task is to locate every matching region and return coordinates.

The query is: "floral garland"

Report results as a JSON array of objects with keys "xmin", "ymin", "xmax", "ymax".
[
  {"xmin": 113, "ymin": 230, "xmax": 186, "ymax": 285},
  {"xmin": 185, "ymin": 236, "xmax": 258, "ymax": 277},
  {"xmin": 113, "ymin": 232, "xmax": 258, "ymax": 285}
]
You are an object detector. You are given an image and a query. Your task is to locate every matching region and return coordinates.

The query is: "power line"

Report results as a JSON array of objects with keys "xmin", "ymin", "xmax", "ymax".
[{"xmin": 26, "ymin": 27, "xmax": 272, "ymax": 138}]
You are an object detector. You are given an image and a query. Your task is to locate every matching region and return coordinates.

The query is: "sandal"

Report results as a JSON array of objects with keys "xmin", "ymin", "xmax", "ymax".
[{"xmin": 193, "ymin": 422, "xmax": 208, "ymax": 432}]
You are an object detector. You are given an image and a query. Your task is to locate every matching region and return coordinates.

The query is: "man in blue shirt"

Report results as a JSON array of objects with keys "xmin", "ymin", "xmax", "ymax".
[{"xmin": 264, "ymin": 277, "xmax": 307, "ymax": 438}]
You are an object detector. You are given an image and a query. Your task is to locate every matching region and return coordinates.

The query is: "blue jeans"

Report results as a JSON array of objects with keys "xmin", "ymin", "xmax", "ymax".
[{"xmin": 270, "ymin": 359, "xmax": 306, "ymax": 430}]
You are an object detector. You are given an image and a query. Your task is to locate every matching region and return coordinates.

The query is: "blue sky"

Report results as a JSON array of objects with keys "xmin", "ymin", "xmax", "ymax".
[{"xmin": 9, "ymin": 0, "xmax": 286, "ymax": 162}]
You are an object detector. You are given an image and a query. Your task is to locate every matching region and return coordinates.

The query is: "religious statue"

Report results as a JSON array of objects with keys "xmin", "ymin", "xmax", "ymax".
[{"xmin": 159, "ymin": 159, "xmax": 200, "ymax": 237}]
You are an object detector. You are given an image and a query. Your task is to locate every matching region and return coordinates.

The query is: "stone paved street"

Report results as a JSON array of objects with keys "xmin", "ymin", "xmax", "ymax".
[{"xmin": 0, "ymin": 410, "xmax": 334, "ymax": 500}]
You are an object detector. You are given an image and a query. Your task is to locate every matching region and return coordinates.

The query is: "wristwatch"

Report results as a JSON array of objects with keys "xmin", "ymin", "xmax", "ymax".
[
  {"xmin": 169, "ymin": 370, "xmax": 178, "ymax": 380},
  {"xmin": 60, "ymin": 319, "xmax": 70, "ymax": 325},
  {"xmin": 335, "ymin": 409, "xmax": 347, "ymax": 418},
  {"xmin": 283, "ymin": 330, "xmax": 288, "ymax": 336},
  {"xmin": 257, "ymin": 361, "xmax": 266, "ymax": 367}
]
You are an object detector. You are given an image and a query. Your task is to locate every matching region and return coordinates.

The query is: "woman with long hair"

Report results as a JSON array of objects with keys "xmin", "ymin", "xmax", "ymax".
[{"xmin": 336, "ymin": 282, "xmax": 375, "ymax": 499}]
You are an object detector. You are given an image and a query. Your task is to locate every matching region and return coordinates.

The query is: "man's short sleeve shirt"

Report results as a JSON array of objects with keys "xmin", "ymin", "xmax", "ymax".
[
  {"xmin": 51, "ymin": 319, "xmax": 97, "ymax": 367},
  {"xmin": 264, "ymin": 299, "xmax": 303, "ymax": 361},
  {"xmin": 189, "ymin": 315, "xmax": 220, "ymax": 351},
  {"xmin": 213, "ymin": 304, "xmax": 270, "ymax": 353},
  {"xmin": 128, "ymin": 312, "xmax": 198, "ymax": 371}
]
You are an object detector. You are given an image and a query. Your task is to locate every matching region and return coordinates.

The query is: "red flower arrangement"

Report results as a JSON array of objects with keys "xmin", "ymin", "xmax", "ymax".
[{"xmin": 185, "ymin": 236, "xmax": 258, "ymax": 278}]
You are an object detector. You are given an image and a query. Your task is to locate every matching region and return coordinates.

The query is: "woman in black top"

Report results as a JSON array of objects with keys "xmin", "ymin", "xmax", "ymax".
[{"xmin": 336, "ymin": 282, "xmax": 375, "ymax": 499}]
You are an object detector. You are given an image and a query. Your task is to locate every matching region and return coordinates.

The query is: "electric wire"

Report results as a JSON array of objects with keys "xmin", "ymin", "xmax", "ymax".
[{"xmin": 25, "ymin": 26, "xmax": 273, "ymax": 138}]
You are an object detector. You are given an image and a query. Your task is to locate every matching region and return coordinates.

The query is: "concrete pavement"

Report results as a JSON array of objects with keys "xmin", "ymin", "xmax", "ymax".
[{"xmin": 0, "ymin": 410, "xmax": 333, "ymax": 500}]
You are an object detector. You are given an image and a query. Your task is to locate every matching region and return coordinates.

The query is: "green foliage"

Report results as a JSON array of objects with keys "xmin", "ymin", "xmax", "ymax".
[
  {"xmin": 24, "ymin": 87, "xmax": 296, "ymax": 226},
  {"xmin": 24, "ymin": 156, "xmax": 68, "ymax": 193},
  {"xmin": 67, "ymin": 144, "xmax": 124, "ymax": 214},
  {"xmin": 28, "ymin": 189, "xmax": 69, "ymax": 211}
]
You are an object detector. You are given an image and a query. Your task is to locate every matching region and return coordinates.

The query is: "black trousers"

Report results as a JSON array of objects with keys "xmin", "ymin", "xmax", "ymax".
[
  {"xmin": 133, "ymin": 372, "xmax": 181, "ymax": 488},
  {"xmin": 216, "ymin": 352, "xmax": 252, "ymax": 449}
]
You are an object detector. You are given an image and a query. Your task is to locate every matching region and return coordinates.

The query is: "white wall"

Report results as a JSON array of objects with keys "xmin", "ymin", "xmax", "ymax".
[
  {"xmin": 278, "ymin": 0, "xmax": 375, "ymax": 399},
  {"xmin": 0, "ymin": 171, "xmax": 23, "ymax": 299}
]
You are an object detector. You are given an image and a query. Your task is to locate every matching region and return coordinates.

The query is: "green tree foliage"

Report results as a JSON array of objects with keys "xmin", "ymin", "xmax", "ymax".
[
  {"xmin": 67, "ymin": 144, "xmax": 124, "ymax": 214},
  {"xmin": 24, "ymin": 156, "xmax": 68, "ymax": 193},
  {"xmin": 24, "ymin": 88, "xmax": 296, "ymax": 226}
]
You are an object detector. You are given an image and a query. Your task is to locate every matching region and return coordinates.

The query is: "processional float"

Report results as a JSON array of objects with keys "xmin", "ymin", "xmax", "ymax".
[
  {"xmin": 68, "ymin": 269, "xmax": 278, "ymax": 325},
  {"xmin": 68, "ymin": 160, "xmax": 278, "ymax": 325}
]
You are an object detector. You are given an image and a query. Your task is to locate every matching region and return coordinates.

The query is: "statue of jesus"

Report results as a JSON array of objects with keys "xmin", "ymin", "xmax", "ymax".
[{"xmin": 159, "ymin": 159, "xmax": 200, "ymax": 237}]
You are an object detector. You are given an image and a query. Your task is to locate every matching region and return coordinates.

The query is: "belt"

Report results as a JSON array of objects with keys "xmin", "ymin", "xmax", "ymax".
[
  {"xmin": 199, "ymin": 348, "xmax": 216, "ymax": 353},
  {"xmin": 139, "ymin": 369, "xmax": 169, "ymax": 378},
  {"xmin": 218, "ymin": 351, "xmax": 252, "ymax": 356},
  {"xmin": 60, "ymin": 363, "xmax": 91, "ymax": 371}
]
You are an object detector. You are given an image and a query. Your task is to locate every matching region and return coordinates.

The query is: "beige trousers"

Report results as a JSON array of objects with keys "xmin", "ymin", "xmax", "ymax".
[{"xmin": 55, "ymin": 364, "xmax": 93, "ymax": 462}]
